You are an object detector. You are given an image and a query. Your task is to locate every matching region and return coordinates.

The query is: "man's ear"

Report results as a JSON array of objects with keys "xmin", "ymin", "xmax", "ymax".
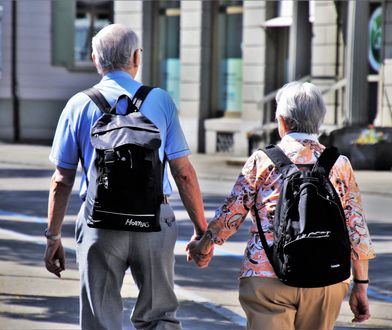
[
  {"xmin": 91, "ymin": 52, "xmax": 97, "ymax": 65},
  {"xmin": 133, "ymin": 49, "xmax": 141, "ymax": 67}
]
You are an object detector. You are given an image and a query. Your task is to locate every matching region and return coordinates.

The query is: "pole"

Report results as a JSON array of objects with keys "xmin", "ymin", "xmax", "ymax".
[
  {"xmin": 288, "ymin": 1, "xmax": 311, "ymax": 81},
  {"xmin": 11, "ymin": 0, "xmax": 20, "ymax": 142},
  {"xmin": 345, "ymin": 0, "xmax": 369, "ymax": 125}
]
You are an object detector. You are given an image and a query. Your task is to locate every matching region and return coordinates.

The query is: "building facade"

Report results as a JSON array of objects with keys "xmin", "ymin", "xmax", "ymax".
[{"xmin": 0, "ymin": 0, "xmax": 391, "ymax": 155}]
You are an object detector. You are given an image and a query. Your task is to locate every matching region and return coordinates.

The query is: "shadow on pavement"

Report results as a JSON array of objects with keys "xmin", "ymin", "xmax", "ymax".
[
  {"xmin": 0, "ymin": 236, "xmax": 78, "ymax": 270},
  {"xmin": 0, "ymin": 168, "xmax": 54, "ymax": 178},
  {"xmin": 366, "ymin": 223, "xmax": 392, "ymax": 295},
  {"xmin": 175, "ymin": 255, "xmax": 241, "ymax": 291},
  {"xmin": 0, "ymin": 190, "xmax": 82, "ymax": 218},
  {"xmin": 177, "ymin": 301, "xmax": 243, "ymax": 330},
  {"xmin": 123, "ymin": 298, "xmax": 243, "ymax": 330},
  {"xmin": 0, "ymin": 293, "xmax": 79, "ymax": 325},
  {"xmin": 0, "ymin": 218, "xmax": 77, "ymax": 241},
  {"xmin": 0, "ymin": 168, "xmax": 84, "ymax": 179}
]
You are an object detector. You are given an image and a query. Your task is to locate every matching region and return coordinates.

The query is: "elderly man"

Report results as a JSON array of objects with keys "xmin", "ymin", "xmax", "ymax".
[
  {"xmin": 188, "ymin": 81, "xmax": 375, "ymax": 330},
  {"xmin": 44, "ymin": 24, "xmax": 208, "ymax": 330}
]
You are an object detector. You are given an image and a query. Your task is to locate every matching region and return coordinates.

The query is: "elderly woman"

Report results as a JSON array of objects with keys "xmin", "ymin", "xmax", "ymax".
[{"xmin": 187, "ymin": 81, "xmax": 375, "ymax": 330}]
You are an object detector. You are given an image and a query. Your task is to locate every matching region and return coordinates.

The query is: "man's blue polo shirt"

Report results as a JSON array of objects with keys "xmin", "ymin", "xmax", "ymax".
[{"xmin": 49, "ymin": 71, "xmax": 191, "ymax": 199}]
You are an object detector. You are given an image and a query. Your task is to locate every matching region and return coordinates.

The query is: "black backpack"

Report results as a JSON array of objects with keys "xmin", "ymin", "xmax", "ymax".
[
  {"xmin": 255, "ymin": 145, "xmax": 351, "ymax": 287},
  {"xmin": 82, "ymin": 86, "xmax": 164, "ymax": 232}
]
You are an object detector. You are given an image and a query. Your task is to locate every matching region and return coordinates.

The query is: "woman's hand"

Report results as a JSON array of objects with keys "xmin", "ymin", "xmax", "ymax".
[
  {"xmin": 349, "ymin": 283, "xmax": 370, "ymax": 323},
  {"xmin": 186, "ymin": 235, "xmax": 214, "ymax": 268}
]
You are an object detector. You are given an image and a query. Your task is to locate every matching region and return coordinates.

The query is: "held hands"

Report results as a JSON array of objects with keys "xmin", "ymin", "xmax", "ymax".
[
  {"xmin": 349, "ymin": 284, "xmax": 371, "ymax": 323},
  {"xmin": 44, "ymin": 239, "xmax": 65, "ymax": 278},
  {"xmin": 186, "ymin": 234, "xmax": 214, "ymax": 268}
]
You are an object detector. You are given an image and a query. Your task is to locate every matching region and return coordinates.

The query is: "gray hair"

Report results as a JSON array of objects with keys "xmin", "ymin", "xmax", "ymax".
[
  {"xmin": 92, "ymin": 24, "xmax": 139, "ymax": 75},
  {"xmin": 275, "ymin": 81, "xmax": 326, "ymax": 134}
]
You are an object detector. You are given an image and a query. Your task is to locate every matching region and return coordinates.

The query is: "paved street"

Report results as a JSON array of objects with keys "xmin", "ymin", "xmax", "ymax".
[{"xmin": 0, "ymin": 143, "xmax": 391, "ymax": 329}]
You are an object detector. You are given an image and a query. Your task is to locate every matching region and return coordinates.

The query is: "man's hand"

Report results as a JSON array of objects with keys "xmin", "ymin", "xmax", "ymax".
[
  {"xmin": 349, "ymin": 284, "xmax": 371, "ymax": 323},
  {"xmin": 44, "ymin": 239, "xmax": 65, "ymax": 278},
  {"xmin": 186, "ymin": 237, "xmax": 214, "ymax": 268},
  {"xmin": 45, "ymin": 166, "xmax": 75, "ymax": 278}
]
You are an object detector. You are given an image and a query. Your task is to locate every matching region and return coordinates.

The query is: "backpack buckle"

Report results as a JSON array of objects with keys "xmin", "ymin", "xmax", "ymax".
[{"xmin": 104, "ymin": 149, "xmax": 116, "ymax": 165}]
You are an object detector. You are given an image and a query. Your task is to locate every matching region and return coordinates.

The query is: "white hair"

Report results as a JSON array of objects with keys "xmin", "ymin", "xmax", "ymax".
[
  {"xmin": 92, "ymin": 24, "xmax": 139, "ymax": 75},
  {"xmin": 275, "ymin": 81, "xmax": 326, "ymax": 134}
]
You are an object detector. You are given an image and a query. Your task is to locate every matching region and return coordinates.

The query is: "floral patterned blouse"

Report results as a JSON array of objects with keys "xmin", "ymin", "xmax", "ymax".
[{"xmin": 207, "ymin": 133, "xmax": 376, "ymax": 279}]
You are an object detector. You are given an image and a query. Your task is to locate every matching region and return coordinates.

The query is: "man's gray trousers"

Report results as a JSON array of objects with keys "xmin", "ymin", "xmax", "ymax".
[{"xmin": 75, "ymin": 203, "xmax": 181, "ymax": 330}]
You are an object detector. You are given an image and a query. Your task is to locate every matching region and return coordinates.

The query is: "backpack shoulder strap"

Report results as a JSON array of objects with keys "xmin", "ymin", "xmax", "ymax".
[
  {"xmin": 83, "ymin": 87, "xmax": 111, "ymax": 114},
  {"xmin": 262, "ymin": 144, "xmax": 299, "ymax": 178},
  {"xmin": 312, "ymin": 146, "xmax": 340, "ymax": 176},
  {"xmin": 130, "ymin": 85, "xmax": 154, "ymax": 112}
]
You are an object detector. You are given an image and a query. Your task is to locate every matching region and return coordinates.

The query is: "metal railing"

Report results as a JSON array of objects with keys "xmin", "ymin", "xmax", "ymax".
[
  {"xmin": 320, "ymin": 78, "xmax": 346, "ymax": 95},
  {"xmin": 320, "ymin": 78, "xmax": 347, "ymax": 130}
]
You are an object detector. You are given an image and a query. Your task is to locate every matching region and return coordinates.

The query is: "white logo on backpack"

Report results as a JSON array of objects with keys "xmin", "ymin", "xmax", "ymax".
[{"xmin": 125, "ymin": 218, "xmax": 150, "ymax": 228}]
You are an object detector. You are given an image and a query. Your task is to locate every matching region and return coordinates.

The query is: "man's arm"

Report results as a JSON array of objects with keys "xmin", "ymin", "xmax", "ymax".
[
  {"xmin": 44, "ymin": 166, "xmax": 76, "ymax": 278},
  {"xmin": 349, "ymin": 259, "xmax": 371, "ymax": 323},
  {"xmin": 169, "ymin": 156, "xmax": 208, "ymax": 239}
]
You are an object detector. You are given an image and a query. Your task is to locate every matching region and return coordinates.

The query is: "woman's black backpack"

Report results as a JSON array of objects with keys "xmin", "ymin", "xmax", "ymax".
[
  {"xmin": 81, "ymin": 86, "xmax": 164, "ymax": 232},
  {"xmin": 255, "ymin": 145, "xmax": 351, "ymax": 287}
]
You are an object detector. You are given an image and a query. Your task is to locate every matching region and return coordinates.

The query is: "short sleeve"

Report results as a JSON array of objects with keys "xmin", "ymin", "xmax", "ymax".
[
  {"xmin": 49, "ymin": 99, "xmax": 80, "ymax": 169},
  {"xmin": 163, "ymin": 93, "xmax": 191, "ymax": 161}
]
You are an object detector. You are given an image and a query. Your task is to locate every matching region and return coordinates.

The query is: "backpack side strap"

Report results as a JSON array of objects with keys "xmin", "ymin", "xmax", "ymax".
[
  {"xmin": 262, "ymin": 145, "xmax": 298, "ymax": 178},
  {"xmin": 312, "ymin": 146, "xmax": 340, "ymax": 176},
  {"xmin": 130, "ymin": 86, "xmax": 154, "ymax": 112},
  {"xmin": 83, "ymin": 87, "xmax": 111, "ymax": 114},
  {"xmin": 254, "ymin": 205, "xmax": 274, "ymax": 260}
]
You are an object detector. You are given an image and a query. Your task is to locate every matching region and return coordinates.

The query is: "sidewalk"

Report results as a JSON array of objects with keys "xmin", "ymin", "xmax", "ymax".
[
  {"xmin": 0, "ymin": 142, "xmax": 391, "ymax": 329},
  {"xmin": 0, "ymin": 226, "xmax": 244, "ymax": 330},
  {"xmin": 0, "ymin": 222, "xmax": 389, "ymax": 330}
]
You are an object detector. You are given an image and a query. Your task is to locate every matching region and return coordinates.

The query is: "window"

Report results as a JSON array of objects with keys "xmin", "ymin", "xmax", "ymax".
[
  {"xmin": 368, "ymin": 2, "xmax": 382, "ymax": 123},
  {"xmin": 158, "ymin": 0, "xmax": 180, "ymax": 106},
  {"xmin": 75, "ymin": 1, "xmax": 113, "ymax": 64},
  {"xmin": 51, "ymin": 1, "xmax": 113, "ymax": 70},
  {"xmin": 264, "ymin": 0, "xmax": 290, "ymax": 90},
  {"xmin": 214, "ymin": 0, "xmax": 243, "ymax": 115},
  {"xmin": 0, "ymin": 4, "xmax": 3, "ymax": 79}
]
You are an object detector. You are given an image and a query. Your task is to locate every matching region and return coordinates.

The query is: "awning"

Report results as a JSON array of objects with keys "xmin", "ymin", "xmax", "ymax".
[
  {"xmin": 262, "ymin": 16, "xmax": 292, "ymax": 28},
  {"xmin": 261, "ymin": 0, "xmax": 314, "ymax": 28}
]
